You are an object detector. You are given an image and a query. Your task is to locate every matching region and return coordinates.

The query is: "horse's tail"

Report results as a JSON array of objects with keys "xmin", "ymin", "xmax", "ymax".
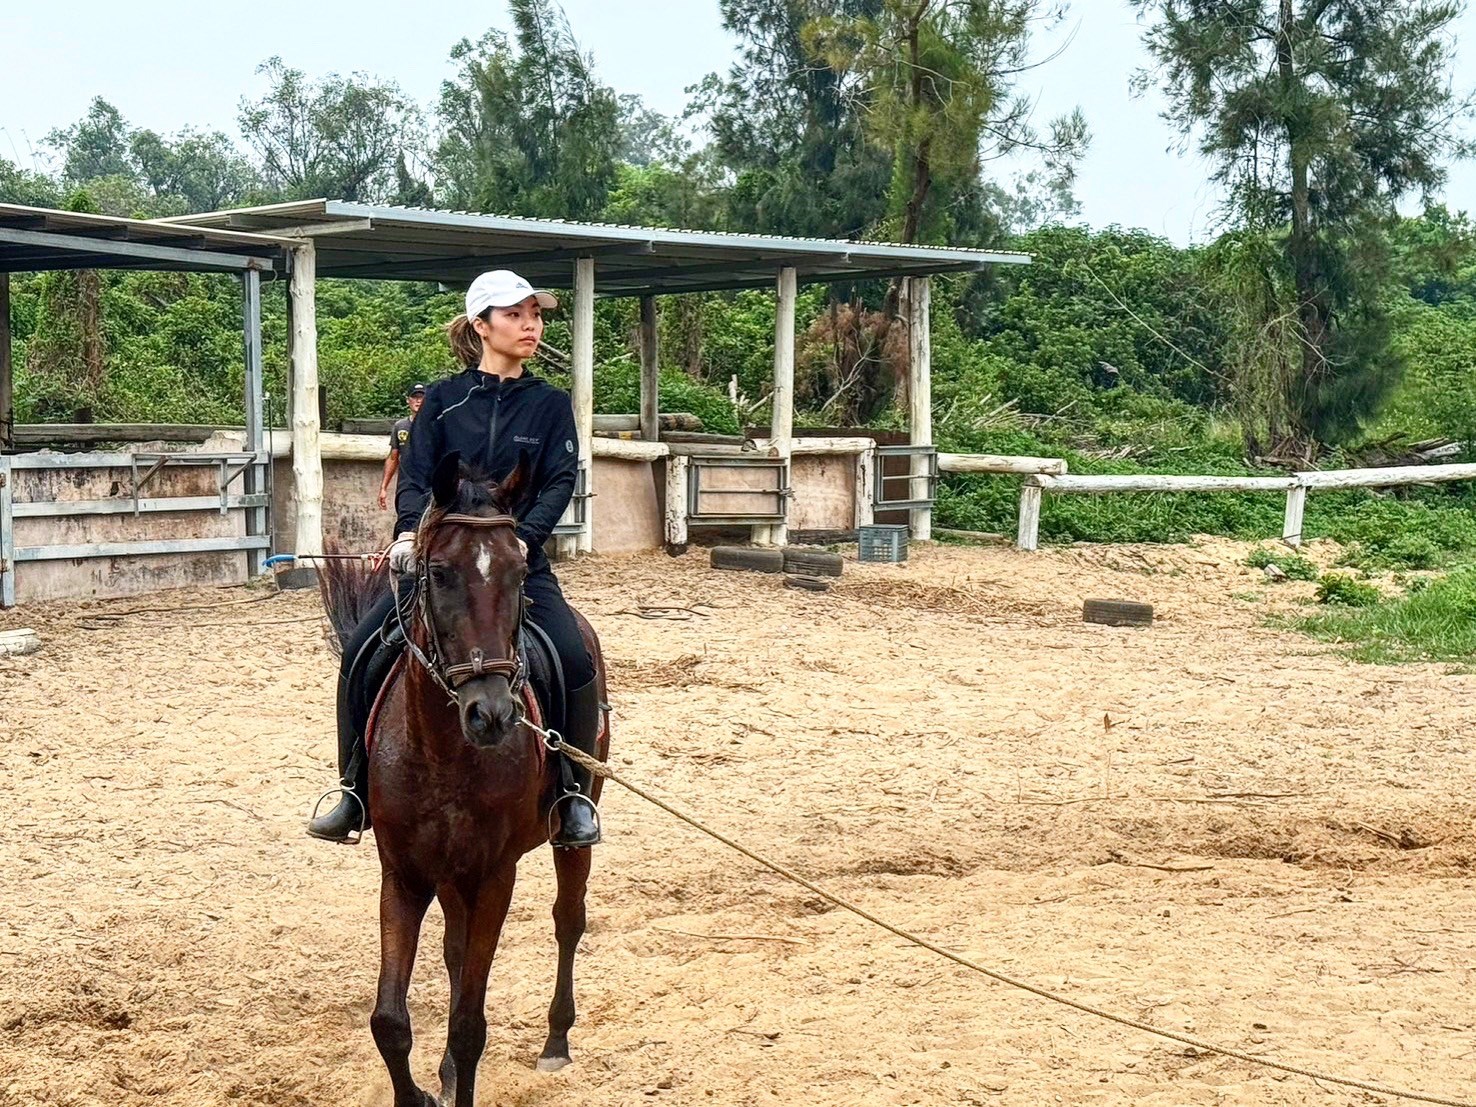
[{"xmin": 315, "ymin": 540, "xmax": 392, "ymax": 657}]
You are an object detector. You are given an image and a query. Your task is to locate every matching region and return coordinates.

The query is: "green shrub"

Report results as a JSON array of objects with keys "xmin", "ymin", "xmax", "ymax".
[
  {"xmin": 1245, "ymin": 546, "xmax": 1319, "ymax": 580},
  {"xmin": 1314, "ymin": 573, "xmax": 1382, "ymax": 607}
]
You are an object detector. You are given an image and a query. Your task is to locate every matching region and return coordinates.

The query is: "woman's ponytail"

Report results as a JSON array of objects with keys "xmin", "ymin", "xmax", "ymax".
[{"xmin": 448, "ymin": 313, "xmax": 483, "ymax": 368}]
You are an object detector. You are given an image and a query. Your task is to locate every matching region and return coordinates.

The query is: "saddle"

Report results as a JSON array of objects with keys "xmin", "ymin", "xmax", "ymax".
[{"xmin": 345, "ymin": 597, "xmax": 568, "ymax": 751}]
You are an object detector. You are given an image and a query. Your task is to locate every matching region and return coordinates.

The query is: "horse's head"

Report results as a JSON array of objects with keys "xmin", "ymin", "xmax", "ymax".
[{"xmin": 414, "ymin": 451, "xmax": 533, "ymax": 749}]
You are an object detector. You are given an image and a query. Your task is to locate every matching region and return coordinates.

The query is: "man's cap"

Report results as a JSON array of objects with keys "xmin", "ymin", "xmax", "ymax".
[
  {"xmin": 406, "ymin": 383, "xmax": 426, "ymax": 397},
  {"xmin": 465, "ymin": 270, "xmax": 559, "ymax": 318}
]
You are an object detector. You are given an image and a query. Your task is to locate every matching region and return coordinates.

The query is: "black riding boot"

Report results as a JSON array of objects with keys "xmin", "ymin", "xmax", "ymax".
[
  {"xmin": 550, "ymin": 678, "xmax": 602, "ymax": 849},
  {"xmin": 306, "ymin": 680, "xmax": 371, "ymax": 843}
]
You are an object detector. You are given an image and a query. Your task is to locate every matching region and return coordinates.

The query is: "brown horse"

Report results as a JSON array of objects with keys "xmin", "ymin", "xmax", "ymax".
[{"xmin": 318, "ymin": 454, "xmax": 608, "ymax": 1107}]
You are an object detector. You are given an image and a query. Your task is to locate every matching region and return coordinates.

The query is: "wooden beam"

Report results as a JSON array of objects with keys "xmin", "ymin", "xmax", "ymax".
[
  {"xmin": 288, "ymin": 242, "xmax": 324, "ymax": 558},
  {"xmin": 938, "ymin": 452, "xmax": 1068, "ymax": 476},
  {"xmin": 1033, "ymin": 473, "xmax": 1297, "ymax": 494},
  {"xmin": 0, "ymin": 273, "xmax": 12, "ymax": 452},
  {"xmin": 570, "ymin": 256, "xmax": 596, "ymax": 555},
  {"xmin": 639, "ymin": 295, "xmax": 660, "ymax": 443},
  {"xmin": 1282, "ymin": 485, "xmax": 1307, "ymax": 548},
  {"xmin": 1017, "ymin": 483, "xmax": 1042, "ymax": 552},
  {"xmin": 758, "ymin": 266, "xmax": 797, "ymax": 547},
  {"xmin": 593, "ymin": 437, "xmax": 668, "ymax": 461},
  {"xmin": 665, "ymin": 454, "xmax": 689, "ymax": 550},
  {"xmin": 855, "ymin": 445, "xmax": 876, "ymax": 531},
  {"xmin": 907, "ymin": 276, "xmax": 933, "ymax": 541}
]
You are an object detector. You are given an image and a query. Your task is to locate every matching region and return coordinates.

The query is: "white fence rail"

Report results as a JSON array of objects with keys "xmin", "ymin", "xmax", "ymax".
[{"xmin": 1015, "ymin": 462, "xmax": 1476, "ymax": 551}]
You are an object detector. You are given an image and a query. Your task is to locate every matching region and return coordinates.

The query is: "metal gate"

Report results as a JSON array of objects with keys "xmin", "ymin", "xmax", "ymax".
[
  {"xmin": 872, "ymin": 444, "xmax": 938, "ymax": 512},
  {"xmin": 687, "ymin": 454, "xmax": 790, "ymax": 526}
]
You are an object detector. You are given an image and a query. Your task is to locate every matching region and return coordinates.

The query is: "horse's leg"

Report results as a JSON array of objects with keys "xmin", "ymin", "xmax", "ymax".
[
  {"xmin": 537, "ymin": 844, "xmax": 592, "ymax": 1072},
  {"xmin": 447, "ymin": 867, "xmax": 517, "ymax": 1107},
  {"xmin": 437, "ymin": 893, "xmax": 468, "ymax": 1105},
  {"xmin": 370, "ymin": 871, "xmax": 436, "ymax": 1107}
]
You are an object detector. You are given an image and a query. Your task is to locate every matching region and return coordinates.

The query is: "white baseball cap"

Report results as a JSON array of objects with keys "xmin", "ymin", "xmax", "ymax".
[{"xmin": 465, "ymin": 270, "xmax": 559, "ymax": 317}]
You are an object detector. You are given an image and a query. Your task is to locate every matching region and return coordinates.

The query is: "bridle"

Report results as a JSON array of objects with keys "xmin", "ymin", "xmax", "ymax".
[{"xmin": 399, "ymin": 511, "xmax": 527, "ymax": 700}]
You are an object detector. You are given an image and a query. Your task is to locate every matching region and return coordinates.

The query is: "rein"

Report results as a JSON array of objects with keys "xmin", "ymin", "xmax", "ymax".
[{"xmin": 398, "ymin": 511, "xmax": 526, "ymax": 701}]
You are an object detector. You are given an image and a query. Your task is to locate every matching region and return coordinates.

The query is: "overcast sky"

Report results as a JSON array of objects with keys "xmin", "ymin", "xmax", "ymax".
[{"xmin": 2, "ymin": 0, "xmax": 1473, "ymax": 244}]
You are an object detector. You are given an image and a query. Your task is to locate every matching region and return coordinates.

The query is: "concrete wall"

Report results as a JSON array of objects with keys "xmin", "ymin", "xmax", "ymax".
[
  {"xmin": 271, "ymin": 455, "xmax": 389, "ymax": 556},
  {"xmin": 4, "ymin": 441, "xmax": 863, "ymax": 606},
  {"xmin": 11, "ymin": 460, "xmax": 249, "ymax": 604}
]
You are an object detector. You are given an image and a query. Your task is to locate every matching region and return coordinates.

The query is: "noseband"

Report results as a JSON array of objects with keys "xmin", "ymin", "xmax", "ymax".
[{"xmin": 402, "ymin": 512, "xmax": 526, "ymax": 699}]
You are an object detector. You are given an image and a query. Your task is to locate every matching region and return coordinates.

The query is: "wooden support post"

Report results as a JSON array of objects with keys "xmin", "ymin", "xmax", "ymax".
[
  {"xmin": 907, "ymin": 276, "xmax": 933, "ymax": 541},
  {"xmin": 756, "ymin": 266, "xmax": 796, "ymax": 547},
  {"xmin": 1283, "ymin": 483, "xmax": 1307, "ymax": 548},
  {"xmin": 286, "ymin": 242, "xmax": 323, "ymax": 571},
  {"xmin": 639, "ymin": 295, "xmax": 660, "ymax": 444},
  {"xmin": 855, "ymin": 445, "xmax": 876, "ymax": 532},
  {"xmin": 0, "ymin": 274, "xmax": 12, "ymax": 453},
  {"xmin": 665, "ymin": 454, "xmax": 689, "ymax": 551},
  {"xmin": 1017, "ymin": 481, "xmax": 1042, "ymax": 552},
  {"xmin": 241, "ymin": 269, "xmax": 266, "ymax": 576},
  {"xmin": 571, "ymin": 256, "xmax": 596, "ymax": 555}
]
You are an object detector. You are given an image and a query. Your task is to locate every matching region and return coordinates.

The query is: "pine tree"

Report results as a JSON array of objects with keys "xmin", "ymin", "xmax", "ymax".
[{"xmin": 1133, "ymin": 0, "xmax": 1473, "ymax": 453}]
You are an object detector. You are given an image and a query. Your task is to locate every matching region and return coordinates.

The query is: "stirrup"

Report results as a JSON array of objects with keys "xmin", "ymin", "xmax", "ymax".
[
  {"xmin": 308, "ymin": 785, "xmax": 367, "ymax": 845},
  {"xmin": 548, "ymin": 791, "xmax": 601, "ymax": 849}
]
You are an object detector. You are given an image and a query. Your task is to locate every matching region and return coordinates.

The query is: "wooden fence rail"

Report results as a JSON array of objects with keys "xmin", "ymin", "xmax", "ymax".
[{"xmin": 1016, "ymin": 462, "xmax": 1476, "ymax": 551}]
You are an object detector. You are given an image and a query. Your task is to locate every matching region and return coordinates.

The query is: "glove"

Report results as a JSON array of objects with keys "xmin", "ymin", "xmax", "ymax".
[{"xmin": 387, "ymin": 531, "xmax": 416, "ymax": 575}]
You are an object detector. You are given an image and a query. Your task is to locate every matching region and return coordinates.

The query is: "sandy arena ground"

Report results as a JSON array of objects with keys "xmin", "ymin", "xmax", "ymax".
[{"xmin": 1, "ymin": 539, "xmax": 1474, "ymax": 1106}]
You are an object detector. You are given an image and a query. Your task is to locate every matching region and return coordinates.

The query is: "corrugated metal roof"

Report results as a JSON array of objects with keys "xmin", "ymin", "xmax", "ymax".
[
  {"xmin": 165, "ymin": 199, "xmax": 1029, "ymax": 293},
  {"xmin": 0, "ymin": 204, "xmax": 294, "ymax": 274}
]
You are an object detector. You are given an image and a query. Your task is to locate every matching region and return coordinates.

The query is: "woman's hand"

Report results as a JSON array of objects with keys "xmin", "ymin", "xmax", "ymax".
[{"xmin": 517, "ymin": 536, "xmax": 528, "ymax": 560}]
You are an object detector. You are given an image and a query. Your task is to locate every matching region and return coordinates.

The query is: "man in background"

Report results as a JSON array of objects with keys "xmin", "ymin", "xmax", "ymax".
[{"xmin": 378, "ymin": 383, "xmax": 425, "ymax": 510}]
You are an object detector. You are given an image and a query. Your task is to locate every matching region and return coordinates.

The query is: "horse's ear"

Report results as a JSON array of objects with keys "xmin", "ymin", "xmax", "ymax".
[
  {"xmin": 496, "ymin": 450, "xmax": 535, "ymax": 515},
  {"xmin": 432, "ymin": 451, "xmax": 461, "ymax": 508}
]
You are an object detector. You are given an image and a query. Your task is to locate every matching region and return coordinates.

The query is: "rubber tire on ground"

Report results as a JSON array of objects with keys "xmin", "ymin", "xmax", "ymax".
[
  {"xmin": 711, "ymin": 546, "xmax": 785, "ymax": 573},
  {"xmin": 782, "ymin": 549, "xmax": 844, "ymax": 577},
  {"xmin": 783, "ymin": 574, "xmax": 831, "ymax": 593},
  {"xmin": 1082, "ymin": 598, "xmax": 1154, "ymax": 627}
]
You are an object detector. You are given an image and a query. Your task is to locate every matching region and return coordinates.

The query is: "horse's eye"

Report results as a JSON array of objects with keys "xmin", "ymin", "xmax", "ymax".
[{"xmin": 428, "ymin": 564, "xmax": 454, "ymax": 588}]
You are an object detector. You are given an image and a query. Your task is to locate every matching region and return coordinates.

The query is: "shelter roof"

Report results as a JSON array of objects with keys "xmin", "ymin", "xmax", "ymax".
[
  {"xmin": 166, "ymin": 199, "xmax": 1030, "ymax": 295},
  {"xmin": 0, "ymin": 204, "xmax": 293, "ymax": 275}
]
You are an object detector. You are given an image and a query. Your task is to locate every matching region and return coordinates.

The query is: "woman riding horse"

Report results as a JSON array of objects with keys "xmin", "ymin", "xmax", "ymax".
[{"xmin": 307, "ymin": 268, "xmax": 601, "ymax": 849}]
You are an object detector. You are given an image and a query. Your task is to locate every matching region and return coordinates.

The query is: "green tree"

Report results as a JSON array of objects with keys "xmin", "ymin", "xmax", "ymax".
[
  {"xmin": 0, "ymin": 157, "xmax": 61, "ymax": 207},
  {"xmin": 42, "ymin": 98, "xmax": 133, "ymax": 184},
  {"xmin": 694, "ymin": 0, "xmax": 894, "ymax": 239},
  {"xmin": 1134, "ymin": 0, "xmax": 1474, "ymax": 454},
  {"xmin": 434, "ymin": 1, "xmax": 621, "ymax": 218},
  {"xmin": 239, "ymin": 57, "xmax": 428, "ymax": 203},
  {"xmin": 806, "ymin": 0, "xmax": 1086, "ymax": 247},
  {"xmin": 130, "ymin": 128, "xmax": 259, "ymax": 213}
]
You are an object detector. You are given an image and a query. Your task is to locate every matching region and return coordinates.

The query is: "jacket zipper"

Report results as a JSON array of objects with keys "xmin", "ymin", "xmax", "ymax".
[{"xmin": 488, "ymin": 377, "xmax": 502, "ymax": 457}]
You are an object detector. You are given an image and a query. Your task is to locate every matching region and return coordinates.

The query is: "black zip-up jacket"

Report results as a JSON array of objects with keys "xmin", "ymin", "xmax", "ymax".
[{"xmin": 395, "ymin": 367, "xmax": 579, "ymax": 572}]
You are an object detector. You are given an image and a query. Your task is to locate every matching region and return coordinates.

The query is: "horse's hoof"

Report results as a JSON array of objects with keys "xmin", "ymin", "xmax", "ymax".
[{"xmin": 535, "ymin": 1055, "xmax": 572, "ymax": 1073}]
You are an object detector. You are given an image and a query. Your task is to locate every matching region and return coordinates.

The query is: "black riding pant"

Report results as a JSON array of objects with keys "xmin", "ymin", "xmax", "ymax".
[{"xmin": 338, "ymin": 566, "xmax": 593, "ymax": 697}]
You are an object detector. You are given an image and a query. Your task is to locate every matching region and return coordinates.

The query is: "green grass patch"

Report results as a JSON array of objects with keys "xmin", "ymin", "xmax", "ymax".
[
  {"xmin": 1245, "ymin": 546, "xmax": 1319, "ymax": 580},
  {"xmin": 1294, "ymin": 567, "xmax": 1476, "ymax": 665},
  {"xmin": 1313, "ymin": 573, "xmax": 1382, "ymax": 607}
]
